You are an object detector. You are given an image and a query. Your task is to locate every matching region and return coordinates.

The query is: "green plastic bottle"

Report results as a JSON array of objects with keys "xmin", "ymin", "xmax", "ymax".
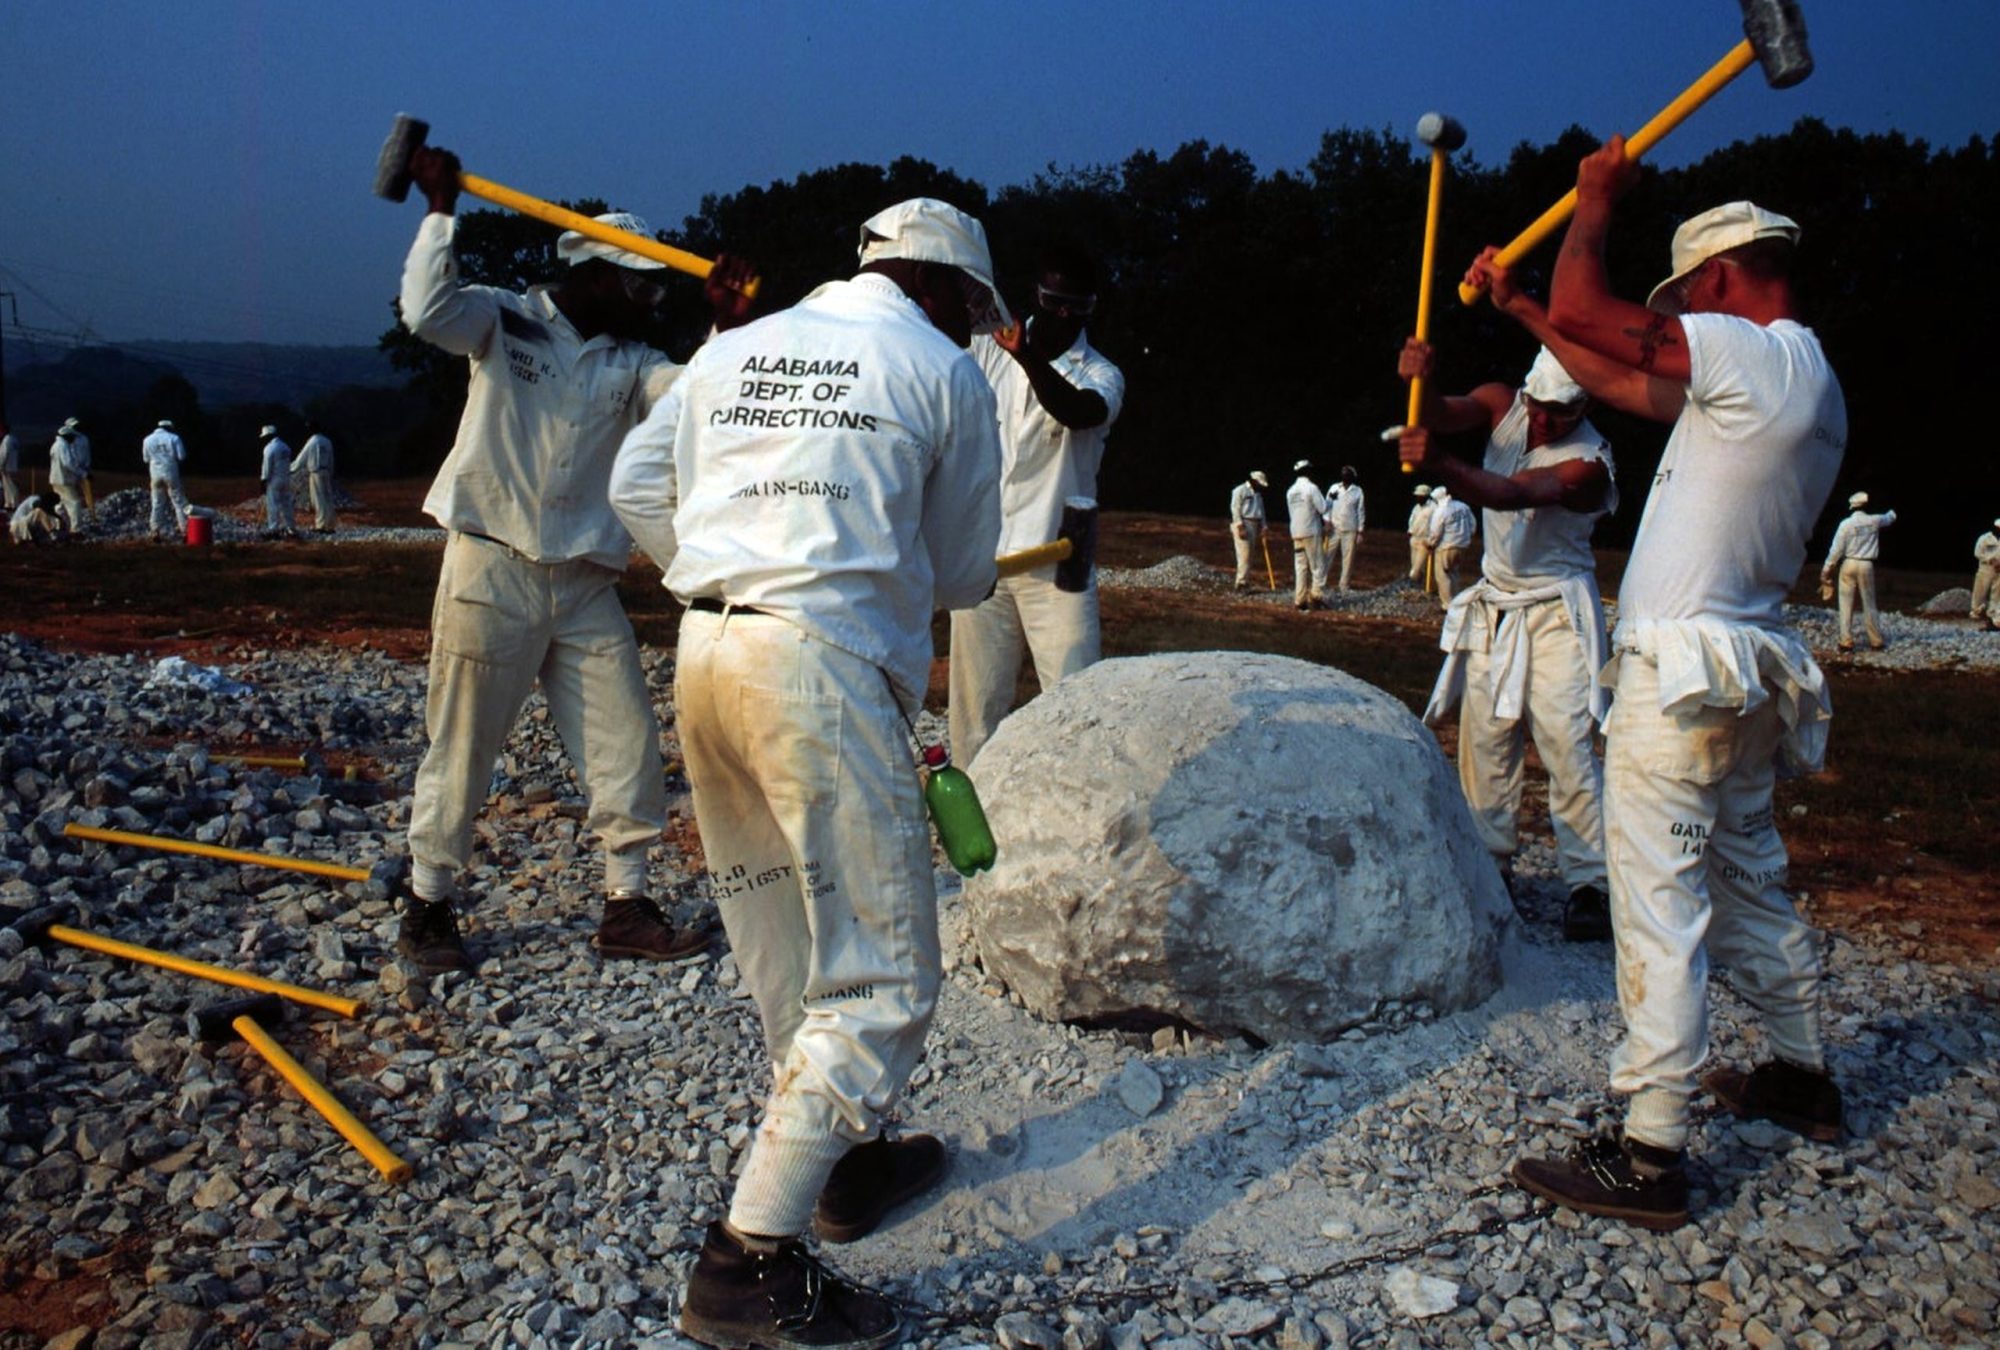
[{"xmin": 921, "ymin": 745, "xmax": 997, "ymax": 875}]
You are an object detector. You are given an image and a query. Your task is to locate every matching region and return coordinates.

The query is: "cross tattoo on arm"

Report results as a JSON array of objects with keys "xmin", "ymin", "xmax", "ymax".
[{"xmin": 1624, "ymin": 312, "xmax": 1680, "ymax": 373}]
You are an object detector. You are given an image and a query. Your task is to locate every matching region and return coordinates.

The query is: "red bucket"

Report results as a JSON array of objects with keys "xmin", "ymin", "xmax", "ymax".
[{"xmin": 185, "ymin": 515, "xmax": 213, "ymax": 547}]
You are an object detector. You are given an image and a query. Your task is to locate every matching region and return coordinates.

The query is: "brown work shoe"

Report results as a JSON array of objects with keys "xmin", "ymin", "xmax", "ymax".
[
  {"xmin": 396, "ymin": 897, "xmax": 474, "ymax": 975},
  {"xmin": 680, "ymin": 1221, "xmax": 903, "ymax": 1350},
  {"xmin": 813, "ymin": 1133, "xmax": 948, "ymax": 1243},
  {"xmin": 1704, "ymin": 1060, "xmax": 1844, "ymax": 1142},
  {"xmin": 1512, "ymin": 1132, "xmax": 1690, "ymax": 1231},
  {"xmin": 594, "ymin": 893, "xmax": 708, "ymax": 963}
]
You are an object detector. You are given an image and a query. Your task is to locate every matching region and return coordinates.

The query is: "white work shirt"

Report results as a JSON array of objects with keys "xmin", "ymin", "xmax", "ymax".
[
  {"xmin": 142, "ymin": 429, "xmax": 187, "ymax": 480},
  {"xmin": 1408, "ymin": 500, "xmax": 1433, "ymax": 537},
  {"xmin": 11, "ymin": 495, "xmax": 46, "ymax": 529},
  {"xmin": 1824, "ymin": 509, "xmax": 1894, "ymax": 566},
  {"xmin": 49, "ymin": 433, "xmax": 90, "ymax": 485},
  {"xmin": 1326, "ymin": 484, "xmax": 1365, "ymax": 533},
  {"xmin": 1479, "ymin": 397, "xmax": 1617, "ymax": 592},
  {"xmin": 972, "ymin": 329, "xmax": 1124, "ymax": 560},
  {"xmin": 402, "ymin": 212, "xmax": 681, "ymax": 568},
  {"xmin": 1286, "ymin": 478, "xmax": 1328, "ymax": 536},
  {"xmin": 1977, "ymin": 532, "xmax": 2000, "ymax": 567},
  {"xmin": 1, "ymin": 434, "xmax": 18, "ymax": 473},
  {"xmin": 1230, "ymin": 481, "xmax": 1266, "ymax": 524},
  {"xmin": 261, "ymin": 438, "xmax": 294, "ymax": 484},
  {"xmin": 1617, "ymin": 315, "xmax": 1846, "ymax": 628},
  {"xmin": 1428, "ymin": 496, "xmax": 1476, "ymax": 547},
  {"xmin": 292, "ymin": 433, "xmax": 334, "ymax": 474},
  {"xmin": 610, "ymin": 272, "xmax": 1002, "ymax": 708}
]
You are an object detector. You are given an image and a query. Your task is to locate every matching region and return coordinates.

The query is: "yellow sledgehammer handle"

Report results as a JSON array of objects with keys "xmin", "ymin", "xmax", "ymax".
[
  {"xmin": 1402, "ymin": 146, "xmax": 1451, "ymax": 474},
  {"xmin": 995, "ymin": 539, "xmax": 1074, "ymax": 579},
  {"xmin": 232, "ymin": 1014, "xmax": 412, "ymax": 1183},
  {"xmin": 1458, "ymin": 39, "xmax": 1759, "ymax": 304},
  {"xmin": 215, "ymin": 754, "xmax": 308, "ymax": 771},
  {"xmin": 460, "ymin": 172, "xmax": 759, "ymax": 298},
  {"xmin": 42, "ymin": 922, "xmax": 363, "ymax": 1019},
  {"xmin": 64, "ymin": 822, "xmax": 371, "ymax": 884}
]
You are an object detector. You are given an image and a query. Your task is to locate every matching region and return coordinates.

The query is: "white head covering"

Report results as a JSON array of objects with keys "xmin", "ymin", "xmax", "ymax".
[
  {"xmin": 857, "ymin": 198, "xmax": 1010, "ymax": 331},
  {"xmin": 61, "ymin": 417, "xmax": 80, "ymax": 430},
  {"xmin": 157, "ymin": 419, "xmax": 175, "ymax": 429},
  {"xmin": 1646, "ymin": 200, "xmax": 1801, "ymax": 314},
  {"xmin": 1292, "ymin": 459, "xmax": 1311, "ymax": 473},
  {"xmin": 1847, "ymin": 491, "xmax": 1869, "ymax": 510},
  {"xmin": 1248, "ymin": 470, "xmax": 1268, "ymax": 487},
  {"xmin": 1522, "ymin": 347, "xmax": 1585, "ymax": 405},
  {"xmin": 556, "ymin": 212, "xmax": 668, "ymax": 271},
  {"xmin": 259, "ymin": 425, "xmax": 278, "ymax": 439},
  {"xmin": 1429, "ymin": 486, "xmax": 1449, "ymax": 502},
  {"xmin": 1413, "ymin": 482, "xmax": 1431, "ymax": 498}
]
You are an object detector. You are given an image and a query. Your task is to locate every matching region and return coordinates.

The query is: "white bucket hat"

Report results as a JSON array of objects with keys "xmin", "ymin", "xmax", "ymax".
[
  {"xmin": 857, "ymin": 198, "xmax": 1010, "ymax": 331},
  {"xmin": 557, "ymin": 212, "xmax": 668, "ymax": 271},
  {"xmin": 157, "ymin": 419, "xmax": 175, "ymax": 429},
  {"xmin": 62, "ymin": 417, "xmax": 80, "ymax": 430},
  {"xmin": 1292, "ymin": 459, "xmax": 1311, "ymax": 473},
  {"xmin": 1522, "ymin": 347, "xmax": 1584, "ymax": 405},
  {"xmin": 1646, "ymin": 201, "xmax": 1801, "ymax": 314},
  {"xmin": 259, "ymin": 424, "xmax": 278, "ymax": 438},
  {"xmin": 1249, "ymin": 470, "xmax": 1268, "ymax": 486},
  {"xmin": 1848, "ymin": 491, "xmax": 1869, "ymax": 509},
  {"xmin": 1429, "ymin": 486, "xmax": 1449, "ymax": 502},
  {"xmin": 1413, "ymin": 482, "xmax": 1431, "ymax": 497}
]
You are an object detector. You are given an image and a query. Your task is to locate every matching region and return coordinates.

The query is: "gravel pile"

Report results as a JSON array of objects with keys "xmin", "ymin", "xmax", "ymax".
[
  {"xmin": 67, "ymin": 486, "xmax": 446, "ymax": 548},
  {"xmin": 3, "ymin": 636, "xmax": 1997, "ymax": 1350}
]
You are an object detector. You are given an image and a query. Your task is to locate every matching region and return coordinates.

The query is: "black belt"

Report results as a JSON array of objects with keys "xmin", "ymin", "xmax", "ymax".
[{"xmin": 687, "ymin": 597, "xmax": 768, "ymax": 616}]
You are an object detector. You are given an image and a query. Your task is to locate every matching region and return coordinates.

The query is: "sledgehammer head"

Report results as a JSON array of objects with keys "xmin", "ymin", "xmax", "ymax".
[
  {"xmin": 1053, "ymin": 498, "xmax": 1099, "ymax": 594},
  {"xmin": 372, "ymin": 113, "xmax": 431, "ymax": 202},
  {"xmin": 1415, "ymin": 112, "xmax": 1467, "ymax": 153},
  {"xmin": 8, "ymin": 904, "xmax": 74, "ymax": 948},
  {"xmin": 192, "ymin": 993, "xmax": 286, "ymax": 1044},
  {"xmin": 1739, "ymin": 0, "xmax": 1814, "ymax": 88}
]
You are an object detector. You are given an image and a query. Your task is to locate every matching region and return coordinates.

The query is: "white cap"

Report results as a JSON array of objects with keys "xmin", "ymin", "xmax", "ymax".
[
  {"xmin": 557, "ymin": 212, "xmax": 667, "ymax": 271},
  {"xmin": 1429, "ymin": 486, "xmax": 1449, "ymax": 501},
  {"xmin": 1249, "ymin": 470, "xmax": 1268, "ymax": 486},
  {"xmin": 157, "ymin": 419, "xmax": 175, "ymax": 429},
  {"xmin": 1413, "ymin": 482, "xmax": 1430, "ymax": 497},
  {"xmin": 1848, "ymin": 491, "xmax": 1869, "ymax": 509},
  {"xmin": 857, "ymin": 198, "xmax": 1010, "ymax": 331},
  {"xmin": 1522, "ymin": 347, "xmax": 1584, "ymax": 405},
  {"xmin": 62, "ymin": 417, "xmax": 79, "ymax": 430},
  {"xmin": 260, "ymin": 424, "xmax": 278, "ymax": 438},
  {"xmin": 1647, "ymin": 201, "xmax": 1800, "ymax": 313},
  {"xmin": 1293, "ymin": 459, "xmax": 1311, "ymax": 473}
]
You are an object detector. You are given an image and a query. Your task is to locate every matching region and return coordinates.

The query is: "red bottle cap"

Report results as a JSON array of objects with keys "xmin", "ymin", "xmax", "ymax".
[{"xmin": 922, "ymin": 745, "xmax": 949, "ymax": 768}]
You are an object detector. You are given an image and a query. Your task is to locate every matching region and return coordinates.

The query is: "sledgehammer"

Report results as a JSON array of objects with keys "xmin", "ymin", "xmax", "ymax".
[
  {"xmin": 1458, "ymin": 0, "xmax": 1815, "ymax": 305},
  {"xmin": 992, "ymin": 497, "xmax": 1099, "ymax": 592},
  {"xmin": 193, "ymin": 994, "xmax": 412, "ymax": 1183},
  {"xmin": 1395, "ymin": 112, "xmax": 1466, "ymax": 475},
  {"xmin": 9, "ymin": 904, "xmax": 364, "ymax": 1019},
  {"xmin": 373, "ymin": 113, "xmax": 756, "ymax": 297}
]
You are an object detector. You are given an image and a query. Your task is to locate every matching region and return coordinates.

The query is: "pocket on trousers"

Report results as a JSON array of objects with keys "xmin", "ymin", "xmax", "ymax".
[
  {"xmin": 434, "ymin": 539, "xmax": 532, "ymax": 666},
  {"xmin": 737, "ymin": 683, "xmax": 842, "ymax": 806},
  {"xmin": 1644, "ymin": 705, "xmax": 1745, "ymax": 786}
]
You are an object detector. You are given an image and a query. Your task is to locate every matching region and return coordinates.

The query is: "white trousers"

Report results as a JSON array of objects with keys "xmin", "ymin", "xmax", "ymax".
[
  {"xmin": 1292, "ymin": 535, "xmax": 1324, "ymax": 605},
  {"xmin": 1434, "ymin": 544, "xmax": 1469, "ymax": 607},
  {"xmin": 675, "ymin": 610, "xmax": 940, "ymax": 1237},
  {"xmin": 1, "ymin": 472, "xmax": 18, "ymax": 511},
  {"xmin": 54, "ymin": 482, "xmax": 87, "ymax": 532},
  {"xmin": 1971, "ymin": 564, "xmax": 1998, "ymax": 620},
  {"xmin": 1232, "ymin": 522, "xmax": 1264, "ymax": 587},
  {"xmin": 308, "ymin": 470, "xmax": 337, "ymax": 531},
  {"xmin": 149, "ymin": 476, "xmax": 191, "ymax": 538},
  {"xmin": 1835, "ymin": 559, "xmax": 1880, "ymax": 647},
  {"xmin": 948, "ymin": 573, "xmax": 1099, "ymax": 766},
  {"xmin": 1604, "ymin": 654, "xmax": 1826, "ymax": 1152},
  {"xmin": 1456, "ymin": 600, "xmax": 1607, "ymax": 891},
  {"xmin": 408, "ymin": 533, "xmax": 665, "ymax": 901},
  {"xmin": 263, "ymin": 480, "xmax": 293, "ymax": 532},
  {"xmin": 1409, "ymin": 537, "xmax": 1432, "ymax": 586},
  {"xmin": 1329, "ymin": 530, "xmax": 1359, "ymax": 592}
]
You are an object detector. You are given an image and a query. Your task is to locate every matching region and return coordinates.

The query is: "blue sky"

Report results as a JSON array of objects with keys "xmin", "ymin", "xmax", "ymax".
[{"xmin": 3, "ymin": 1, "xmax": 1994, "ymax": 346}]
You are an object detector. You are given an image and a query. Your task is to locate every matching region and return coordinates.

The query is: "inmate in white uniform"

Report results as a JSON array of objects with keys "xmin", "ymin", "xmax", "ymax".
[
  {"xmin": 1821, "ymin": 505, "xmax": 1893, "ymax": 650},
  {"xmin": 1325, "ymin": 482, "xmax": 1365, "ymax": 592},
  {"xmin": 610, "ymin": 271, "xmax": 1001, "ymax": 1238},
  {"xmin": 1974, "ymin": 528, "xmax": 2000, "ymax": 622},
  {"xmin": 1408, "ymin": 493, "xmax": 1435, "ymax": 585},
  {"xmin": 1286, "ymin": 474, "xmax": 1329, "ymax": 606},
  {"xmin": 142, "ymin": 426, "xmax": 192, "ymax": 539},
  {"xmin": 293, "ymin": 432, "xmax": 338, "ymax": 532},
  {"xmin": 400, "ymin": 211, "xmax": 679, "ymax": 904},
  {"xmin": 947, "ymin": 329, "xmax": 1122, "ymax": 765},
  {"xmin": 1605, "ymin": 313, "xmax": 1846, "ymax": 1153},
  {"xmin": 1229, "ymin": 479, "xmax": 1267, "ymax": 588},
  {"xmin": 1424, "ymin": 401, "xmax": 1616, "ymax": 892},
  {"xmin": 49, "ymin": 431, "xmax": 90, "ymax": 530},
  {"xmin": 260, "ymin": 436, "xmax": 296, "ymax": 532},
  {"xmin": 9, "ymin": 493, "xmax": 64, "ymax": 545},
  {"xmin": 1, "ymin": 432, "xmax": 20, "ymax": 510},
  {"xmin": 1426, "ymin": 491, "xmax": 1477, "ymax": 605}
]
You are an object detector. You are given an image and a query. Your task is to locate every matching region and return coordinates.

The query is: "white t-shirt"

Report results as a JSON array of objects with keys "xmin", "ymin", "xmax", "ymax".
[
  {"xmin": 261, "ymin": 439, "xmax": 294, "ymax": 485},
  {"xmin": 402, "ymin": 213, "xmax": 682, "ymax": 568},
  {"xmin": 610, "ymin": 273, "xmax": 1002, "ymax": 708},
  {"xmin": 142, "ymin": 429, "xmax": 187, "ymax": 480},
  {"xmin": 1479, "ymin": 397, "xmax": 1617, "ymax": 592},
  {"xmin": 1230, "ymin": 481, "xmax": 1266, "ymax": 524},
  {"xmin": 1428, "ymin": 497, "xmax": 1476, "ymax": 548},
  {"xmin": 1824, "ymin": 509, "xmax": 1894, "ymax": 565},
  {"xmin": 971, "ymin": 330, "xmax": 1124, "ymax": 565},
  {"xmin": 1617, "ymin": 315, "xmax": 1846, "ymax": 628},
  {"xmin": 1326, "ymin": 483, "xmax": 1365, "ymax": 533},
  {"xmin": 1286, "ymin": 478, "xmax": 1327, "ymax": 536}
]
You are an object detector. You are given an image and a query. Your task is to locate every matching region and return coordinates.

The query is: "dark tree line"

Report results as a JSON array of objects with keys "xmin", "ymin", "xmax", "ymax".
[{"xmin": 381, "ymin": 118, "xmax": 2000, "ymax": 569}]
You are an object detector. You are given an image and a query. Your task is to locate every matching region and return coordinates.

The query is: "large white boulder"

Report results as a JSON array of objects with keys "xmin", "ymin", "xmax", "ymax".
[{"xmin": 963, "ymin": 651, "xmax": 1513, "ymax": 1043}]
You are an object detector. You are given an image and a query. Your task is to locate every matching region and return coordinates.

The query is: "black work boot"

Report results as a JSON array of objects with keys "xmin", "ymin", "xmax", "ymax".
[
  {"xmin": 594, "ymin": 893, "xmax": 709, "ymax": 963},
  {"xmin": 1704, "ymin": 1059, "xmax": 1844, "ymax": 1143},
  {"xmin": 1563, "ymin": 885, "xmax": 1613, "ymax": 942},
  {"xmin": 396, "ymin": 897, "xmax": 473, "ymax": 975},
  {"xmin": 814, "ymin": 1133, "xmax": 948, "ymax": 1243},
  {"xmin": 1512, "ymin": 1132, "xmax": 1690, "ymax": 1231},
  {"xmin": 680, "ymin": 1221, "xmax": 903, "ymax": 1350}
]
